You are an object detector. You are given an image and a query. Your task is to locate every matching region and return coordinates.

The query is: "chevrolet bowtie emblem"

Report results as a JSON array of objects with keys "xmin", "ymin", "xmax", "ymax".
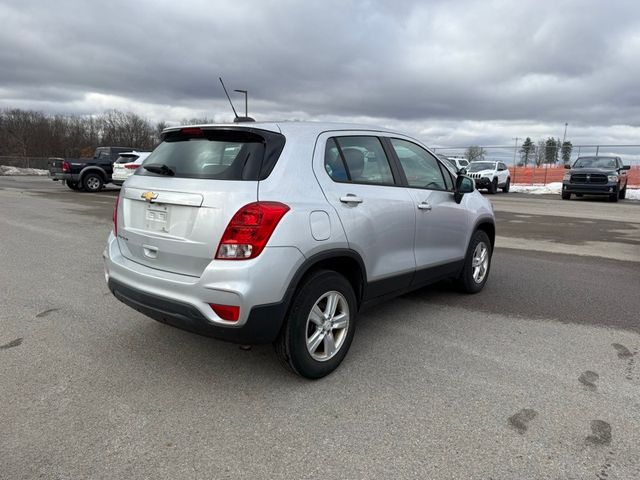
[{"xmin": 141, "ymin": 191, "xmax": 158, "ymax": 202}]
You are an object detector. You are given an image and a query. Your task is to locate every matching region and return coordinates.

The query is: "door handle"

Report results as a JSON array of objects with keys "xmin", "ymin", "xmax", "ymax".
[
  {"xmin": 340, "ymin": 194, "xmax": 363, "ymax": 204},
  {"xmin": 417, "ymin": 202, "xmax": 432, "ymax": 211}
]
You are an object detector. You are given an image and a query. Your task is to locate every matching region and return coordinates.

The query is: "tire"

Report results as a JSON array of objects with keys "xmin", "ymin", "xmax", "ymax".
[
  {"xmin": 456, "ymin": 230, "xmax": 492, "ymax": 294},
  {"xmin": 488, "ymin": 178, "xmax": 498, "ymax": 194},
  {"xmin": 274, "ymin": 270, "xmax": 357, "ymax": 379},
  {"xmin": 619, "ymin": 186, "xmax": 626, "ymax": 200},
  {"xmin": 65, "ymin": 180, "xmax": 81, "ymax": 191},
  {"xmin": 609, "ymin": 192, "xmax": 619, "ymax": 202},
  {"xmin": 82, "ymin": 173, "xmax": 104, "ymax": 192},
  {"xmin": 575, "ymin": 193, "xmax": 583, "ymax": 198},
  {"xmin": 502, "ymin": 177, "xmax": 510, "ymax": 193},
  {"xmin": 561, "ymin": 192, "xmax": 571, "ymax": 200}
]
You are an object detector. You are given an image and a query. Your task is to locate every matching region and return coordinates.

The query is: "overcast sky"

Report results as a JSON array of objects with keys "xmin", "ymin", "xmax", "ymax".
[{"xmin": 1, "ymin": 0, "xmax": 639, "ymax": 152}]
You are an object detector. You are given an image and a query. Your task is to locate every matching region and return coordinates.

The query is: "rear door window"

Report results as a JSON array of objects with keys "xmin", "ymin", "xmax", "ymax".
[
  {"xmin": 324, "ymin": 136, "xmax": 395, "ymax": 185},
  {"xmin": 137, "ymin": 128, "xmax": 285, "ymax": 180}
]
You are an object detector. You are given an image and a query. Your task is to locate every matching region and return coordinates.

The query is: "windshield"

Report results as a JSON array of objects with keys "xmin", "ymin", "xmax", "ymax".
[
  {"xmin": 573, "ymin": 157, "xmax": 617, "ymax": 169},
  {"xmin": 467, "ymin": 162, "xmax": 495, "ymax": 172}
]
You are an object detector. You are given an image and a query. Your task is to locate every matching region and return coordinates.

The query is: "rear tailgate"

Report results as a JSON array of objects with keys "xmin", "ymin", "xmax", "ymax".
[
  {"xmin": 115, "ymin": 126, "xmax": 286, "ymax": 278},
  {"xmin": 117, "ymin": 180, "xmax": 258, "ymax": 277},
  {"xmin": 48, "ymin": 158, "xmax": 65, "ymax": 177}
]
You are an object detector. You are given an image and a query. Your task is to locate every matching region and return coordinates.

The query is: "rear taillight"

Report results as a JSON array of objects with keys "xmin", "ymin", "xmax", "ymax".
[
  {"xmin": 124, "ymin": 164, "xmax": 139, "ymax": 170},
  {"xmin": 209, "ymin": 303, "xmax": 240, "ymax": 322},
  {"xmin": 216, "ymin": 202, "xmax": 290, "ymax": 260},
  {"xmin": 62, "ymin": 161, "xmax": 70, "ymax": 172},
  {"xmin": 112, "ymin": 193, "xmax": 120, "ymax": 236}
]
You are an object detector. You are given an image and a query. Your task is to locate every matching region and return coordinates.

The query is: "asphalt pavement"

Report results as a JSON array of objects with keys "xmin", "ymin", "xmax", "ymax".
[{"xmin": 1, "ymin": 177, "xmax": 639, "ymax": 479}]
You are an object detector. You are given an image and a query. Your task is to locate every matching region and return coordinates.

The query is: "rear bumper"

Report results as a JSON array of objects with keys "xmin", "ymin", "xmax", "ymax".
[
  {"xmin": 562, "ymin": 182, "xmax": 619, "ymax": 195},
  {"xmin": 49, "ymin": 172, "xmax": 74, "ymax": 181},
  {"xmin": 103, "ymin": 233, "xmax": 305, "ymax": 344},
  {"xmin": 108, "ymin": 278, "xmax": 286, "ymax": 344}
]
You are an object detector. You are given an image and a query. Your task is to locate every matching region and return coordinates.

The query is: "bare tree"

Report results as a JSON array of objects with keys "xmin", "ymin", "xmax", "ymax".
[
  {"xmin": 0, "ymin": 108, "xmax": 158, "ymax": 158},
  {"xmin": 465, "ymin": 146, "xmax": 486, "ymax": 162},
  {"xmin": 535, "ymin": 140, "xmax": 546, "ymax": 166}
]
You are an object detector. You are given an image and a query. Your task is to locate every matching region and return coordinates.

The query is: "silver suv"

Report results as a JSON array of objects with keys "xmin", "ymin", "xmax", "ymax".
[{"xmin": 104, "ymin": 122, "xmax": 495, "ymax": 378}]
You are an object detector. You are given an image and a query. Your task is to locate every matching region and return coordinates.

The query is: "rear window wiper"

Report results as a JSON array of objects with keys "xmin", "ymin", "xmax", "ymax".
[{"xmin": 143, "ymin": 163, "xmax": 175, "ymax": 176}]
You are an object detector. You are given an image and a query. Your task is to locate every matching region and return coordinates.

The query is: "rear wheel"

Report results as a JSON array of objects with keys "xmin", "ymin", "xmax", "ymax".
[
  {"xmin": 619, "ymin": 186, "xmax": 626, "ymax": 200},
  {"xmin": 502, "ymin": 177, "xmax": 510, "ymax": 193},
  {"xmin": 561, "ymin": 192, "xmax": 571, "ymax": 200},
  {"xmin": 456, "ymin": 230, "xmax": 492, "ymax": 294},
  {"xmin": 274, "ymin": 270, "xmax": 356, "ymax": 379},
  {"xmin": 82, "ymin": 173, "xmax": 104, "ymax": 192},
  {"xmin": 488, "ymin": 178, "xmax": 498, "ymax": 194},
  {"xmin": 65, "ymin": 180, "xmax": 80, "ymax": 191}
]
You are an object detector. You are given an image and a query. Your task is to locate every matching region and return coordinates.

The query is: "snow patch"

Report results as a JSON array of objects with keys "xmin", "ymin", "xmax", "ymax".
[
  {"xmin": 0, "ymin": 165, "xmax": 49, "ymax": 176},
  {"xmin": 510, "ymin": 182, "xmax": 562, "ymax": 195},
  {"xmin": 511, "ymin": 181, "xmax": 640, "ymax": 200}
]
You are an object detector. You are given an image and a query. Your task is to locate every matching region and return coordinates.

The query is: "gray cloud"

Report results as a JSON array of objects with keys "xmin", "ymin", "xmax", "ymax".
[{"xmin": 1, "ymin": 0, "xmax": 639, "ymax": 148}]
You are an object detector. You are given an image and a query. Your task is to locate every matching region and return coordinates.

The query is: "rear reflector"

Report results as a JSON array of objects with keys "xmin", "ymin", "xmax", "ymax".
[
  {"xmin": 209, "ymin": 304, "xmax": 240, "ymax": 322},
  {"xmin": 216, "ymin": 202, "xmax": 290, "ymax": 260},
  {"xmin": 112, "ymin": 193, "xmax": 120, "ymax": 236}
]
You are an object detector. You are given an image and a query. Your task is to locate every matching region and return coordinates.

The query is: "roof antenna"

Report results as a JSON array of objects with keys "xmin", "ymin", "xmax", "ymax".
[{"xmin": 219, "ymin": 77, "xmax": 255, "ymax": 123}]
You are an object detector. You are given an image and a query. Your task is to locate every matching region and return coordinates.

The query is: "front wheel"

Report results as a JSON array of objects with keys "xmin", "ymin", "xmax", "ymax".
[
  {"xmin": 561, "ymin": 192, "xmax": 571, "ymax": 200},
  {"xmin": 609, "ymin": 192, "xmax": 619, "ymax": 202},
  {"xmin": 619, "ymin": 186, "xmax": 626, "ymax": 200},
  {"xmin": 488, "ymin": 178, "xmax": 498, "ymax": 194},
  {"xmin": 502, "ymin": 177, "xmax": 510, "ymax": 193},
  {"xmin": 274, "ymin": 270, "xmax": 357, "ymax": 379},
  {"xmin": 456, "ymin": 230, "xmax": 492, "ymax": 294}
]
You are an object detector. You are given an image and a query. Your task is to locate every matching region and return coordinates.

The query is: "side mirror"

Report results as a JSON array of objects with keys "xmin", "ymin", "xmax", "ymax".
[
  {"xmin": 564, "ymin": 164, "xmax": 571, "ymax": 169},
  {"xmin": 454, "ymin": 175, "xmax": 474, "ymax": 204},
  {"xmin": 621, "ymin": 165, "xmax": 631, "ymax": 170},
  {"xmin": 458, "ymin": 168, "xmax": 467, "ymax": 175}
]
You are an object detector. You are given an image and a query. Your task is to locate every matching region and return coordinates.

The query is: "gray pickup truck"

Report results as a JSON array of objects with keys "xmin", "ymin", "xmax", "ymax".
[{"xmin": 49, "ymin": 146, "xmax": 135, "ymax": 192}]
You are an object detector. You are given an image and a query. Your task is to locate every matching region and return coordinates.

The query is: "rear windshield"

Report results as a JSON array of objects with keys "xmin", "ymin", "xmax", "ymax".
[
  {"xmin": 137, "ymin": 128, "xmax": 285, "ymax": 181},
  {"xmin": 115, "ymin": 155, "xmax": 139, "ymax": 164}
]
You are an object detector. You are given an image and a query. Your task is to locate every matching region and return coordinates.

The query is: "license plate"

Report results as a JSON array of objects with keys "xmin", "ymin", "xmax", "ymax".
[{"xmin": 146, "ymin": 205, "xmax": 169, "ymax": 232}]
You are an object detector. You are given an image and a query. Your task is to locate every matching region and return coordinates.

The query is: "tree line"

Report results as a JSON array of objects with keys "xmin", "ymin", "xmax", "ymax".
[
  {"xmin": 0, "ymin": 108, "xmax": 213, "ymax": 158},
  {"xmin": 465, "ymin": 137, "xmax": 573, "ymax": 167}
]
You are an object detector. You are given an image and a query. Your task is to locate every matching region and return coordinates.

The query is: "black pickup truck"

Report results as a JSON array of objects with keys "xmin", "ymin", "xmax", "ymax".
[
  {"xmin": 49, "ymin": 146, "xmax": 135, "ymax": 192},
  {"xmin": 561, "ymin": 156, "xmax": 631, "ymax": 202}
]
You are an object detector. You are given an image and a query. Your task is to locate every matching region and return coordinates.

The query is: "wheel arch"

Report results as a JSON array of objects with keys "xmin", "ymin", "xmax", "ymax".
[
  {"xmin": 474, "ymin": 218, "xmax": 495, "ymax": 250},
  {"xmin": 285, "ymin": 249, "xmax": 366, "ymax": 311}
]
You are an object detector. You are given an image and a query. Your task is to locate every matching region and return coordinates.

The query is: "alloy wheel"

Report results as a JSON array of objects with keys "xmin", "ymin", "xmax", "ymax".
[{"xmin": 305, "ymin": 291, "xmax": 350, "ymax": 362}]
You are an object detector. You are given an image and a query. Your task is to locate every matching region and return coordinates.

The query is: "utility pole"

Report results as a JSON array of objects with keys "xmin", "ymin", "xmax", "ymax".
[
  {"xmin": 512, "ymin": 137, "xmax": 519, "ymax": 184},
  {"xmin": 562, "ymin": 122, "xmax": 568, "ymax": 144}
]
